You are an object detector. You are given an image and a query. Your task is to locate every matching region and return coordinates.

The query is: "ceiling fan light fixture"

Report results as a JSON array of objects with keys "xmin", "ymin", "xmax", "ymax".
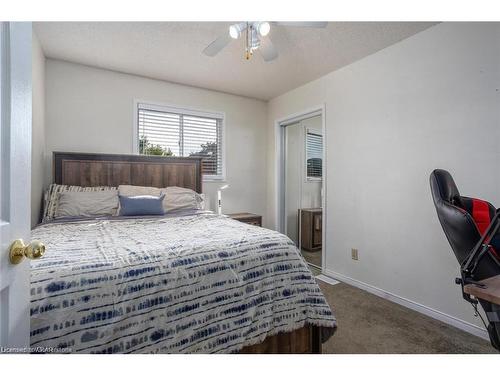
[
  {"xmin": 229, "ymin": 23, "xmax": 247, "ymax": 39},
  {"xmin": 229, "ymin": 25, "xmax": 240, "ymax": 39},
  {"xmin": 206, "ymin": 20, "xmax": 320, "ymax": 61},
  {"xmin": 250, "ymin": 28, "xmax": 260, "ymax": 51},
  {"xmin": 257, "ymin": 22, "xmax": 270, "ymax": 36}
]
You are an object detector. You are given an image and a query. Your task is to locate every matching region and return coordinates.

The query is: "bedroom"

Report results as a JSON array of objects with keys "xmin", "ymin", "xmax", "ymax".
[{"xmin": 1, "ymin": 0, "xmax": 500, "ymax": 371}]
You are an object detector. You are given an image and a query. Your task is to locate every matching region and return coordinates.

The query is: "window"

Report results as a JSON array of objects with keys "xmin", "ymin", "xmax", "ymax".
[
  {"xmin": 306, "ymin": 130, "xmax": 323, "ymax": 179},
  {"xmin": 136, "ymin": 102, "xmax": 224, "ymax": 180}
]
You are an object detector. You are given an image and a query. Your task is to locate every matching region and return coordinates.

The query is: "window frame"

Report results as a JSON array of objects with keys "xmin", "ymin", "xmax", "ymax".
[
  {"xmin": 304, "ymin": 127, "xmax": 323, "ymax": 182},
  {"xmin": 133, "ymin": 99, "xmax": 226, "ymax": 182}
]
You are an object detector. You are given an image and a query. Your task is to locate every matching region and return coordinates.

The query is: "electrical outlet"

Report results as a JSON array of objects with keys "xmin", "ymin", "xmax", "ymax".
[{"xmin": 351, "ymin": 248, "xmax": 359, "ymax": 261}]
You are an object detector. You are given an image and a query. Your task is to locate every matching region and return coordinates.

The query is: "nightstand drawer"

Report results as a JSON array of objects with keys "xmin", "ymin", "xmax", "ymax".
[
  {"xmin": 242, "ymin": 219, "xmax": 262, "ymax": 226},
  {"xmin": 228, "ymin": 213, "xmax": 262, "ymax": 227}
]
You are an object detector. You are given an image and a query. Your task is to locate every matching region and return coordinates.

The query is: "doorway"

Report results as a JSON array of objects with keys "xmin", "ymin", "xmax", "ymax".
[{"xmin": 276, "ymin": 107, "xmax": 325, "ymax": 271}]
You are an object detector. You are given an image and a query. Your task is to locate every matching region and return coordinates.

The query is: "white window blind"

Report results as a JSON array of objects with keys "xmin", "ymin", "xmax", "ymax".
[
  {"xmin": 137, "ymin": 103, "xmax": 224, "ymax": 179},
  {"xmin": 306, "ymin": 131, "xmax": 323, "ymax": 179}
]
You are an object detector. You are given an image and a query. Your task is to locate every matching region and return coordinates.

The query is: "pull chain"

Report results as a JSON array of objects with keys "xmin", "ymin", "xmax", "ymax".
[{"xmin": 245, "ymin": 22, "xmax": 250, "ymax": 60}]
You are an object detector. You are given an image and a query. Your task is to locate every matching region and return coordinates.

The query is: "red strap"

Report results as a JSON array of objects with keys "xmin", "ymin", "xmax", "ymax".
[
  {"xmin": 471, "ymin": 198, "xmax": 499, "ymax": 259},
  {"xmin": 491, "ymin": 247, "xmax": 499, "ymax": 258},
  {"xmin": 472, "ymin": 198, "xmax": 491, "ymax": 235}
]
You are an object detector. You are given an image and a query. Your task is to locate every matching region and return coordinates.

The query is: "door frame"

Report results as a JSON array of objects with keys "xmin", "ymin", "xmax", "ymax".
[{"xmin": 274, "ymin": 104, "xmax": 327, "ymax": 272}]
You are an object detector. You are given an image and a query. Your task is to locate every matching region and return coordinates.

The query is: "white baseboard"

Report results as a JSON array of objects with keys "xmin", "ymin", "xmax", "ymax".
[{"xmin": 321, "ymin": 268, "xmax": 489, "ymax": 341}]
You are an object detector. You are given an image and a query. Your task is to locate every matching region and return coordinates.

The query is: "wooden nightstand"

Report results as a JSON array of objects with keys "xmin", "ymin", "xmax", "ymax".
[{"xmin": 228, "ymin": 212, "xmax": 262, "ymax": 227}]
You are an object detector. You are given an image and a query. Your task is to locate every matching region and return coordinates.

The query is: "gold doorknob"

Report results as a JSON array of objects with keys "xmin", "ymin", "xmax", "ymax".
[{"xmin": 9, "ymin": 239, "xmax": 46, "ymax": 264}]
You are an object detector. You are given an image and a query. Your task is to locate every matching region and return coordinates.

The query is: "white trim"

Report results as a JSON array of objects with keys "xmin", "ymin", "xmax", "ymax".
[
  {"xmin": 211, "ymin": 112, "xmax": 227, "ymax": 183},
  {"xmin": 136, "ymin": 100, "xmax": 224, "ymax": 120},
  {"xmin": 132, "ymin": 98, "xmax": 227, "ymax": 182},
  {"xmin": 274, "ymin": 121, "xmax": 285, "ymax": 232},
  {"xmin": 132, "ymin": 99, "xmax": 139, "ymax": 153},
  {"xmin": 321, "ymin": 268, "xmax": 490, "ymax": 341},
  {"xmin": 274, "ymin": 104, "xmax": 327, "ymax": 272},
  {"xmin": 320, "ymin": 105, "xmax": 327, "ymax": 273},
  {"xmin": 315, "ymin": 273, "xmax": 340, "ymax": 286},
  {"xmin": 276, "ymin": 108, "xmax": 322, "ymax": 127}
]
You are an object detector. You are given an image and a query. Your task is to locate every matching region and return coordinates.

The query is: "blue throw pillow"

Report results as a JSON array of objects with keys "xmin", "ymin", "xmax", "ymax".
[{"xmin": 119, "ymin": 194, "xmax": 165, "ymax": 216}]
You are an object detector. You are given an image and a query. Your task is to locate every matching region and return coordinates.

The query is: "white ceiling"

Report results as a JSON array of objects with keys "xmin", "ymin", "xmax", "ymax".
[{"xmin": 34, "ymin": 22, "xmax": 437, "ymax": 100}]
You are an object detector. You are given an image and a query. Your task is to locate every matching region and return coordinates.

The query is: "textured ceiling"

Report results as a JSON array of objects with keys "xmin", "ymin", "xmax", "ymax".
[{"xmin": 34, "ymin": 22, "xmax": 437, "ymax": 100}]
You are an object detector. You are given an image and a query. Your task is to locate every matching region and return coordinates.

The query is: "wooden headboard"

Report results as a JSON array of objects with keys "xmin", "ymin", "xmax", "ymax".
[{"xmin": 53, "ymin": 152, "xmax": 203, "ymax": 193}]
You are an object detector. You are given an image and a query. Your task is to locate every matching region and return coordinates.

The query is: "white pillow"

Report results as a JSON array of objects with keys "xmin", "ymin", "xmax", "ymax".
[{"xmin": 55, "ymin": 191, "xmax": 119, "ymax": 218}]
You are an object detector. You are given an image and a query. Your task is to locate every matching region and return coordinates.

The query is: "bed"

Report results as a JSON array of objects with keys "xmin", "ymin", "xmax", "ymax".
[{"xmin": 29, "ymin": 152, "xmax": 336, "ymax": 354}]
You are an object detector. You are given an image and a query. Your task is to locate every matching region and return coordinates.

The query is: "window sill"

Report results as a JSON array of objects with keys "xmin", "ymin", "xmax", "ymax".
[
  {"xmin": 203, "ymin": 177, "xmax": 226, "ymax": 183},
  {"xmin": 305, "ymin": 177, "xmax": 323, "ymax": 182}
]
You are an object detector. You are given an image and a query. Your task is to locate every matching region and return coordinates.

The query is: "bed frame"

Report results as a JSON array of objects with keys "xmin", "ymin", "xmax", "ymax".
[
  {"xmin": 53, "ymin": 152, "xmax": 203, "ymax": 193},
  {"xmin": 52, "ymin": 152, "xmax": 322, "ymax": 354},
  {"xmin": 239, "ymin": 325, "xmax": 322, "ymax": 354}
]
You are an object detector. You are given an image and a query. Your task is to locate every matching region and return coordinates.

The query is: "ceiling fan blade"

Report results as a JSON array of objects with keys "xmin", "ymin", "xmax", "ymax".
[
  {"xmin": 203, "ymin": 34, "xmax": 232, "ymax": 57},
  {"xmin": 273, "ymin": 21, "xmax": 328, "ymax": 28},
  {"xmin": 259, "ymin": 37, "xmax": 278, "ymax": 62}
]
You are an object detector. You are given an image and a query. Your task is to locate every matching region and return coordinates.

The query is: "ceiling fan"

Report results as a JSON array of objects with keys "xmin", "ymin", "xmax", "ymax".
[{"xmin": 202, "ymin": 21, "xmax": 328, "ymax": 62}]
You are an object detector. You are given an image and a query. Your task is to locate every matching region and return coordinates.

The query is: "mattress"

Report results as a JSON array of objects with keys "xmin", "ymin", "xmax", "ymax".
[{"xmin": 30, "ymin": 212, "xmax": 336, "ymax": 353}]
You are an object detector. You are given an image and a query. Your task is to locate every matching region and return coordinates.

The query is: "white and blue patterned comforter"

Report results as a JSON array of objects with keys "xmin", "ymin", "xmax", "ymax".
[{"xmin": 30, "ymin": 213, "xmax": 336, "ymax": 353}]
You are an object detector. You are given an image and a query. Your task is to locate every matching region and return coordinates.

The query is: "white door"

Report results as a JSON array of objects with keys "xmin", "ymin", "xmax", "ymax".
[{"xmin": 0, "ymin": 22, "xmax": 33, "ymax": 352}]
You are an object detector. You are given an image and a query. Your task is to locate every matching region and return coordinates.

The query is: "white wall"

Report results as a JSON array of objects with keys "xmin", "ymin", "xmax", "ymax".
[
  {"xmin": 45, "ymin": 60, "xmax": 268, "ymax": 223},
  {"xmin": 31, "ymin": 32, "xmax": 45, "ymax": 226},
  {"xmin": 267, "ymin": 22, "xmax": 500, "ymax": 333}
]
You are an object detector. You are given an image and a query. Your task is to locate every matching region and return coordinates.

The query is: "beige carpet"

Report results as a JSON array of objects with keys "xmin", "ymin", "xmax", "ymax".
[{"xmin": 317, "ymin": 280, "xmax": 497, "ymax": 354}]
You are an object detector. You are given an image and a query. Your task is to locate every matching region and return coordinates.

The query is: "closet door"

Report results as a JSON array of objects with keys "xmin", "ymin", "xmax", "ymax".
[{"xmin": 284, "ymin": 122, "xmax": 302, "ymax": 246}]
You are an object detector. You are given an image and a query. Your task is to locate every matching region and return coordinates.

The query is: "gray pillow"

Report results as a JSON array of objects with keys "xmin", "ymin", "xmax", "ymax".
[
  {"xmin": 55, "ymin": 190, "xmax": 119, "ymax": 218},
  {"xmin": 163, "ymin": 186, "xmax": 204, "ymax": 212},
  {"xmin": 118, "ymin": 194, "xmax": 165, "ymax": 216},
  {"xmin": 43, "ymin": 184, "xmax": 117, "ymax": 222}
]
